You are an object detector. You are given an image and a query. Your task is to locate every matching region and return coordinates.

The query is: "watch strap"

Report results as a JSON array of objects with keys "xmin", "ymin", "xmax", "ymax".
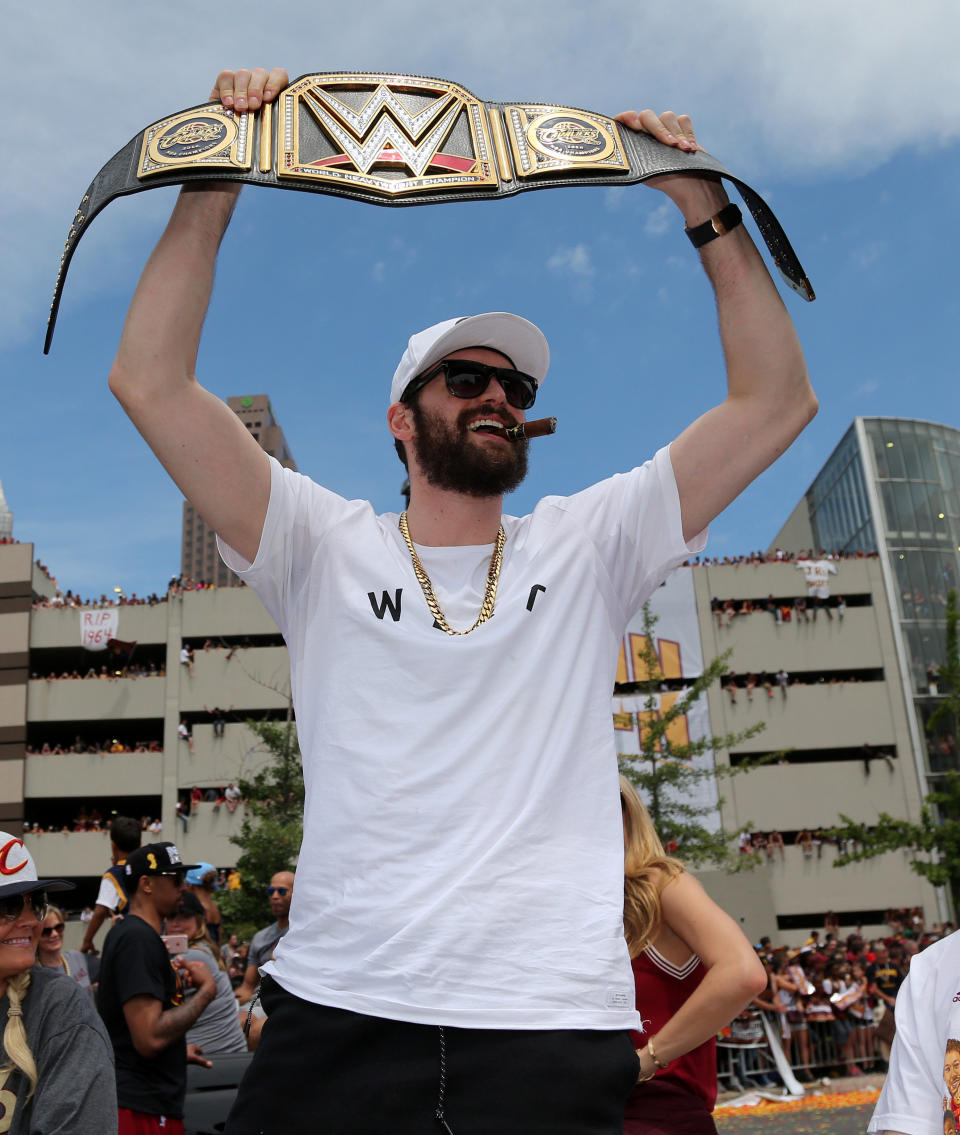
[{"xmin": 685, "ymin": 202, "xmax": 743, "ymax": 248}]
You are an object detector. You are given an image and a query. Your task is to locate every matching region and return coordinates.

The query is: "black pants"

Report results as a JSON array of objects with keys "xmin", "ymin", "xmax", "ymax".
[{"xmin": 224, "ymin": 976, "xmax": 640, "ymax": 1134}]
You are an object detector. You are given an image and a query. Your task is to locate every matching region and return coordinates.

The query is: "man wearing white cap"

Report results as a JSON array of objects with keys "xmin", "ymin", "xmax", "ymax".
[{"xmin": 108, "ymin": 66, "xmax": 816, "ymax": 1135}]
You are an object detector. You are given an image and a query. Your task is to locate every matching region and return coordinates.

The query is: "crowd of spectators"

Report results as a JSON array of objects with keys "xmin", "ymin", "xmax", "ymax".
[
  {"xmin": 31, "ymin": 571, "xmax": 246, "ymax": 610},
  {"xmin": 684, "ymin": 548, "xmax": 879, "ymax": 568},
  {"xmin": 31, "ymin": 661, "xmax": 166, "ymax": 680},
  {"xmin": 721, "ymin": 907, "xmax": 949, "ymax": 1087},
  {"xmin": 25, "ymin": 736, "xmax": 162, "ymax": 755},
  {"xmin": 712, "ymin": 593, "xmax": 848, "ymax": 628}
]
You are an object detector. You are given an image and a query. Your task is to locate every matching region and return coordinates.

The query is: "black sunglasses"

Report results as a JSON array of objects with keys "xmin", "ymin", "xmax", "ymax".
[
  {"xmin": 41, "ymin": 922, "xmax": 66, "ymax": 937},
  {"xmin": 402, "ymin": 360, "xmax": 538, "ymax": 411},
  {"xmin": 266, "ymin": 886, "xmax": 289, "ymax": 897},
  {"xmin": 0, "ymin": 891, "xmax": 48, "ymax": 924}
]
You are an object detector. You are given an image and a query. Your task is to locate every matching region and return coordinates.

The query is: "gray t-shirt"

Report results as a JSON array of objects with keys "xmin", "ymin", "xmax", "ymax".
[
  {"xmin": 0, "ymin": 965, "xmax": 116, "ymax": 1134},
  {"xmin": 248, "ymin": 921, "xmax": 288, "ymax": 971},
  {"xmin": 180, "ymin": 945, "xmax": 247, "ymax": 1055}
]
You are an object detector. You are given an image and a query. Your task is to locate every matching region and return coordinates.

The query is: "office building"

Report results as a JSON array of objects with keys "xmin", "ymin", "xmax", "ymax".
[{"xmin": 774, "ymin": 418, "xmax": 960, "ymax": 786}]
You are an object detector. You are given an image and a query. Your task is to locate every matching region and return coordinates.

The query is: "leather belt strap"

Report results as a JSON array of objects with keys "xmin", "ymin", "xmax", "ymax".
[{"xmin": 44, "ymin": 71, "xmax": 815, "ymax": 353}]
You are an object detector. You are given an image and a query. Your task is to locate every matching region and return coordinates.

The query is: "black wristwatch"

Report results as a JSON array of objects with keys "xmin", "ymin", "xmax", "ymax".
[{"xmin": 685, "ymin": 202, "xmax": 743, "ymax": 248}]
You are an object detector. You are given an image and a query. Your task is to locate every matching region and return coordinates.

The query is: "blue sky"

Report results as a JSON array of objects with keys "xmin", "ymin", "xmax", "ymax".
[{"xmin": 3, "ymin": 1, "xmax": 959, "ymax": 598}]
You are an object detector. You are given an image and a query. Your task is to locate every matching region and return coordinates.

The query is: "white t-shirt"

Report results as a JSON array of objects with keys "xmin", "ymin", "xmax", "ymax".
[
  {"xmin": 219, "ymin": 446, "xmax": 704, "ymax": 1030},
  {"xmin": 796, "ymin": 558, "xmax": 838, "ymax": 598},
  {"xmin": 868, "ymin": 932, "xmax": 960, "ymax": 1135}
]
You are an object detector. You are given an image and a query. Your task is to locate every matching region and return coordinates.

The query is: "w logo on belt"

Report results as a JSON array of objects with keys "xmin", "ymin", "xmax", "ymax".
[{"xmin": 278, "ymin": 74, "xmax": 498, "ymax": 196}]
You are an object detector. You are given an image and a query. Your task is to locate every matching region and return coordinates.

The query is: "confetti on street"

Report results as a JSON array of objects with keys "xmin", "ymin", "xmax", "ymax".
[{"xmin": 715, "ymin": 1088, "xmax": 880, "ymax": 1135}]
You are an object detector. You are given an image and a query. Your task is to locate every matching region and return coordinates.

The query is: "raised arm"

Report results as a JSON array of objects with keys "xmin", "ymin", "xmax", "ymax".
[
  {"xmin": 616, "ymin": 111, "xmax": 818, "ymax": 544},
  {"xmin": 109, "ymin": 68, "xmax": 288, "ymax": 563}
]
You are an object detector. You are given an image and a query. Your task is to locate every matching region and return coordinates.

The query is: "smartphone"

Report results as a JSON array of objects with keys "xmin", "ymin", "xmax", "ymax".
[{"xmin": 161, "ymin": 934, "xmax": 189, "ymax": 955}]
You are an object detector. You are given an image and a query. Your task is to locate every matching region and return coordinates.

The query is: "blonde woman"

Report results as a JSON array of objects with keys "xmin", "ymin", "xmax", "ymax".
[
  {"xmin": 0, "ymin": 830, "xmax": 116, "ymax": 1133},
  {"xmin": 36, "ymin": 906, "xmax": 98, "ymax": 997},
  {"xmin": 621, "ymin": 777, "xmax": 766, "ymax": 1134}
]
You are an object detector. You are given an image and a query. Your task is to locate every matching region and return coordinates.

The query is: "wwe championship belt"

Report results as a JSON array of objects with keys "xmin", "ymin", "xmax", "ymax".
[{"xmin": 44, "ymin": 72, "xmax": 815, "ymax": 352}]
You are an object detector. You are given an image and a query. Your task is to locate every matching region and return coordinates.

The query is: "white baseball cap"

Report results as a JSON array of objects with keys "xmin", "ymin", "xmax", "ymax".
[
  {"xmin": 0, "ymin": 832, "xmax": 74, "ymax": 898},
  {"xmin": 389, "ymin": 313, "xmax": 550, "ymax": 405}
]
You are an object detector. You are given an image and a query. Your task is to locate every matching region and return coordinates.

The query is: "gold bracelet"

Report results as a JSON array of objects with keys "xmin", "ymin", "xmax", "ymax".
[{"xmin": 647, "ymin": 1036, "xmax": 669, "ymax": 1070}]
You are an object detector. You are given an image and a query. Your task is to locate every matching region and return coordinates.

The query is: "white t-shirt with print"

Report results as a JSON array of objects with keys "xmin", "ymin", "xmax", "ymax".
[
  {"xmin": 868, "ymin": 931, "xmax": 960, "ymax": 1135},
  {"xmin": 219, "ymin": 446, "xmax": 705, "ymax": 1031},
  {"xmin": 796, "ymin": 558, "xmax": 838, "ymax": 598}
]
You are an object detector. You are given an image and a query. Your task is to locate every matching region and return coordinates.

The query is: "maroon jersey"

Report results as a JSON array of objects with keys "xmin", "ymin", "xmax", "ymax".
[{"xmin": 624, "ymin": 945, "xmax": 718, "ymax": 1131}]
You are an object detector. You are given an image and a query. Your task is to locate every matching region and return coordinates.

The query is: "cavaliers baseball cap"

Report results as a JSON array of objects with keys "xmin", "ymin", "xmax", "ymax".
[
  {"xmin": 389, "ymin": 313, "xmax": 550, "ymax": 405},
  {"xmin": 0, "ymin": 832, "xmax": 74, "ymax": 898},
  {"xmin": 123, "ymin": 842, "xmax": 198, "ymax": 893}
]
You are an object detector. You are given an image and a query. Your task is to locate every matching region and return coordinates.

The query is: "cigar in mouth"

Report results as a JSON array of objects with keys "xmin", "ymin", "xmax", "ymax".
[{"xmin": 495, "ymin": 417, "xmax": 558, "ymax": 442}]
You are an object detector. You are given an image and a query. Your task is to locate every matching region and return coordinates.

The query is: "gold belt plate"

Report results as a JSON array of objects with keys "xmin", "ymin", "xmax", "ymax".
[
  {"xmin": 503, "ymin": 105, "xmax": 629, "ymax": 177},
  {"xmin": 138, "ymin": 105, "xmax": 253, "ymax": 176},
  {"xmin": 276, "ymin": 73, "xmax": 498, "ymax": 196}
]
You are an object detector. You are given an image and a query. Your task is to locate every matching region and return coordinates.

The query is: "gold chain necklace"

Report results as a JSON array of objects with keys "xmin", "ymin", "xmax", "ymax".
[{"xmin": 398, "ymin": 511, "xmax": 506, "ymax": 636}]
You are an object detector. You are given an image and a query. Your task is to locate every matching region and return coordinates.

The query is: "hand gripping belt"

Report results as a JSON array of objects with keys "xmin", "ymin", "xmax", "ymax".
[{"xmin": 44, "ymin": 71, "xmax": 815, "ymax": 353}]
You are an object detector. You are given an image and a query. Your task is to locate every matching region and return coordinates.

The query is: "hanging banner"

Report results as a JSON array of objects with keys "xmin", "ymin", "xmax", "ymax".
[
  {"xmin": 616, "ymin": 568, "xmax": 703, "ymax": 683},
  {"xmin": 613, "ymin": 568, "xmax": 721, "ymax": 831},
  {"xmin": 80, "ymin": 608, "xmax": 118, "ymax": 651}
]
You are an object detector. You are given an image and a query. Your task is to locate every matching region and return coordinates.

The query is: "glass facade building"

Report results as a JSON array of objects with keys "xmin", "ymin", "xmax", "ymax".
[{"xmin": 776, "ymin": 417, "xmax": 960, "ymax": 780}]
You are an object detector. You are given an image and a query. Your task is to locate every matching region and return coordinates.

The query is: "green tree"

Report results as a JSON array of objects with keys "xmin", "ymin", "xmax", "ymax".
[
  {"xmin": 617, "ymin": 602, "xmax": 777, "ymax": 869},
  {"xmin": 217, "ymin": 717, "xmax": 304, "ymax": 940},
  {"xmin": 831, "ymin": 772, "xmax": 960, "ymax": 900}
]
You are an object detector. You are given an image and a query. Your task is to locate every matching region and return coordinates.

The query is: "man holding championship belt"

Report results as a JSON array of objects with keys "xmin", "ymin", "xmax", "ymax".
[{"xmin": 108, "ymin": 66, "xmax": 816, "ymax": 1134}]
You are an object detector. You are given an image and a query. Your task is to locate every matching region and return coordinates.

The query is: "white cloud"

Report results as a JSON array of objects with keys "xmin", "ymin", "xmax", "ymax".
[
  {"xmin": 644, "ymin": 203, "xmax": 673, "ymax": 236},
  {"xmin": 546, "ymin": 244, "xmax": 594, "ymax": 279}
]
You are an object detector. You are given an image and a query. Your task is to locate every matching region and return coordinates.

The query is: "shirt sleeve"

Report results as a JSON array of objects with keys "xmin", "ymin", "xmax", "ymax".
[
  {"xmin": 542, "ymin": 446, "xmax": 708, "ymax": 622},
  {"xmin": 868, "ymin": 966, "xmax": 942, "ymax": 1135},
  {"xmin": 217, "ymin": 456, "xmax": 369, "ymax": 639},
  {"xmin": 95, "ymin": 874, "xmax": 122, "ymax": 911}
]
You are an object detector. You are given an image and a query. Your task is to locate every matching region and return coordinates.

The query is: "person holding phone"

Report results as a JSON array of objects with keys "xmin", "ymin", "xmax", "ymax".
[{"xmin": 98, "ymin": 842, "xmax": 218, "ymax": 1135}]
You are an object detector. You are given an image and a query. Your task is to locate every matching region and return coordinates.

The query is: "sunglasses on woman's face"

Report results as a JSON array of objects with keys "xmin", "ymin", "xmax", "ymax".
[
  {"xmin": 0, "ymin": 891, "xmax": 48, "ymax": 924},
  {"xmin": 402, "ymin": 360, "xmax": 538, "ymax": 411},
  {"xmin": 41, "ymin": 922, "xmax": 65, "ymax": 937}
]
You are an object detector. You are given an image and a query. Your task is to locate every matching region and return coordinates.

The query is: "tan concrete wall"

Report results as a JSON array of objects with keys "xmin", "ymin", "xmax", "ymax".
[
  {"xmin": 0, "ymin": 760, "xmax": 24, "ymax": 810},
  {"xmin": 31, "ymin": 831, "xmax": 113, "ymax": 878},
  {"xmin": 178, "ymin": 647, "xmax": 291, "ymax": 713},
  {"xmin": 180, "ymin": 587, "xmax": 278, "ymax": 637},
  {"xmin": 177, "ymin": 723, "xmax": 278, "ymax": 788},
  {"xmin": 0, "ymin": 612, "xmax": 29, "ymax": 651},
  {"xmin": 24, "ymin": 751, "xmax": 162, "ymax": 798},
  {"xmin": 27, "ymin": 675, "xmax": 166, "ymax": 722},
  {"xmin": 0, "ymin": 544, "xmax": 33, "ymax": 585},
  {"xmin": 169, "ymin": 802, "xmax": 248, "ymax": 867}
]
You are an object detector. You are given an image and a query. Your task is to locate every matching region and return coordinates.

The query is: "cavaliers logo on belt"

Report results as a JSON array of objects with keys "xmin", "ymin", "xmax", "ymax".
[
  {"xmin": 278, "ymin": 74, "xmax": 498, "ymax": 196},
  {"xmin": 0, "ymin": 837, "xmax": 28, "ymax": 876},
  {"xmin": 139, "ymin": 107, "xmax": 250, "ymax": 177},
  {"xmin": 525, "ymin": 113, "xmax": 616, "ymax": 164}
]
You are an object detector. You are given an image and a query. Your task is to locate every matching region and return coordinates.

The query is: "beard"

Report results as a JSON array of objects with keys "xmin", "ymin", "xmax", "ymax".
[{"xmin": 410, "ymin": 400, "xmax": 529, "ymax": 498}]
